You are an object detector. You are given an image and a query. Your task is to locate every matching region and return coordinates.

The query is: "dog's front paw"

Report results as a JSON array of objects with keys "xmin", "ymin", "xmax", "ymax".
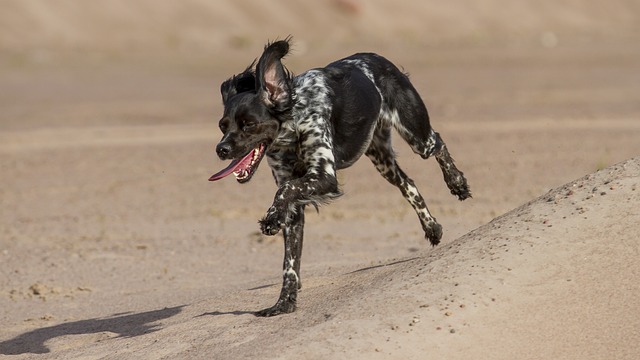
[{"xmin": 259, "ymin": 207, "xmax": 285, "ymax": 236}]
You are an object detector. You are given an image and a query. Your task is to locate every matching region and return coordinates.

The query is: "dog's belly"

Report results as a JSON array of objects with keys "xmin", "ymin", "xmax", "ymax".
[
  {"xmin": 330, "ymin": 73, "xmax": 381, "ymax": 169},
  {"xmin": 333, "ymin": 117, "xmax": 378, "ymax": 170}
]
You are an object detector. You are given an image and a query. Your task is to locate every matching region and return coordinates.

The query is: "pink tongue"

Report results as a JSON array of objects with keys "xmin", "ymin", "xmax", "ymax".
[{"xmin": 208, "ymin": 150, "xmax": 254, "ymax": 181}]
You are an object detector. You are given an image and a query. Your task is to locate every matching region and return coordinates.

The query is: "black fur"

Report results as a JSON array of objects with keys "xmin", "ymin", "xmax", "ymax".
[
  {"xmin": 213, "ymin": 38, "xmax": 471, "ymax": 317},
  {"xmin": 220, "ymin": 61, "xmax": 256, "ymax": 105}
]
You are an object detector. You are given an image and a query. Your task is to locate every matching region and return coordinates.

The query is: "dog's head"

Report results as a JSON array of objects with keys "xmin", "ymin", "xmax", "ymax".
[{"xmin": 209, "ymin": 39, "xmax": 294, "ymax": 183}]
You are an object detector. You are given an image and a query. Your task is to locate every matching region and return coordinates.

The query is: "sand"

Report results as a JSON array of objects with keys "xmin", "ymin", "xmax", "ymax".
[{"xmin": 1, "ymin": 1, "xmax": 640, "ymax": 359}]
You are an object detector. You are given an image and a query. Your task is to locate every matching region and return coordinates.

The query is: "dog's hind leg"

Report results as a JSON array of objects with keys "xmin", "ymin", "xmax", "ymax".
[
  {"xmin": 373, "ymin": 68, "xmax": 471, "ymax": 201},
  {"xmin": 381, "ymin": 106, "xmax": 471, "ymax": 200},
  {"xmin": 365, "ymin": 124, "xmax": 443, "ymax": 245},
  {"xmin": 404, "ymin": 128, "xmax": 471, "ymax": 201},
  {"xmin": 431, "ymin": 130, "xmax": 471, "ymax": 200},
  {"xmin": 255, "ymin": 204, "xmax": 305, "ymax": 317}
]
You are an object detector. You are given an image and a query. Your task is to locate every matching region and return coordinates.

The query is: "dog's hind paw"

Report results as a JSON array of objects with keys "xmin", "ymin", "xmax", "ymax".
[
  {"xmin": 443, "ymin": 171, "xmax": 471, "ymax": 201},
  {"xmin": 449, "ymin": 175, "xmax": 471, "ymax": 201},
  {"xmin": 424, "ymin": 220, "xmax": 443, "ymax": 246}
]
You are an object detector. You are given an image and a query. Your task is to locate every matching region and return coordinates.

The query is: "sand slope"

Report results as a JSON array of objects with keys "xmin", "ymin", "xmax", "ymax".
[{"xmin": 2, "ymin": 158, "xmax": 638, "ymax": 359}]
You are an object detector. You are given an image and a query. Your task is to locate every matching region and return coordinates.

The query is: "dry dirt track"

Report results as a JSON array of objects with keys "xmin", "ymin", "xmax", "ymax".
[{"xmin": 2, "ymin": 1, "xmax": 640, "ymax": 359}]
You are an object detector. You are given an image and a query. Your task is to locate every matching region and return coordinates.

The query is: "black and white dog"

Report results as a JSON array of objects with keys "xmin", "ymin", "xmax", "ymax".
[{"xmin": 210, "ymin": 38, "xmax": 470, "ymax": 316}]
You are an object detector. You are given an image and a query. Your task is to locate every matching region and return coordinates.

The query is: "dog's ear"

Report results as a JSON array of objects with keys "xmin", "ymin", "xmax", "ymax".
[
  {"xmin": 256, "ymin": 38, "xmax": 293, "ymax": 112},
  {"xmin": 221, "ymin": 61, "xmax": 256, "ymax": 106}
]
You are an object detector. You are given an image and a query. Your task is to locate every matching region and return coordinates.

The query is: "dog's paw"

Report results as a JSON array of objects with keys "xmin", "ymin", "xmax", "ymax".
[
  {"xmin": 424, "ymin": 220, "xmax": 443, "ymax": 246},
  {"xmin": 445, "ymin": 171, "xmax": 472, "ymax": 201},
  {"xmin": 259, "ymin": 207, "xmax": 284, "ymax": 236}
]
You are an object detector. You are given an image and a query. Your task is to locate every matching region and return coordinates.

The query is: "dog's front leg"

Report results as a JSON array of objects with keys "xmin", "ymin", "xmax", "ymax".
[
  {"xmin": 261, "ymin": 114, "xmax": 341, "ymax": 235},
  {"xmin": 259, "ymin": 181, "xmax": 306, "ymax": 236},
  {"xmin": 255, "ymin": 204, "xmax": 305, "ymax": 317},
  {"xmin": 259, "ymin": 173, "xmax": 340, "ymax": 236}
]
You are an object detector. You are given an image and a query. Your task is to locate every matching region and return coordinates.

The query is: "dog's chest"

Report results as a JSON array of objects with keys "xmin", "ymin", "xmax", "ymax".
[
  {"xmin": 266, "ymin": 120, "xmax": 303, "ymax": 179},
  {"xmin": 266, "ymin": 70, "xmax": 337, "ymax": 180},
  {"xmin": 272, "ymin": 119, "xmax": 298, "ymax": 147}
]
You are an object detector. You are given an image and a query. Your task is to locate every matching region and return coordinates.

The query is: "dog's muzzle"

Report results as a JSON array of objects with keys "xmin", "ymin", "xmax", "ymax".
[{"xmin": 209, "ymin": 143, "xmax": 266, "ymax": 183}]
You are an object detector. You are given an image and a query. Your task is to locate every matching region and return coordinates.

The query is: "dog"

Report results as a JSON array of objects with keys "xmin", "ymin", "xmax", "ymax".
[{"xmin": 209, "ymin": 38, "xmax": 471, "ymax": 316}]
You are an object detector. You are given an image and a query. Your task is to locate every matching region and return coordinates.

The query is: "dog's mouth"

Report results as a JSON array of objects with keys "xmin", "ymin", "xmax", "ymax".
[{"xmin": 209, "ymin": 144, "xmax": 266, "ymax": 183}]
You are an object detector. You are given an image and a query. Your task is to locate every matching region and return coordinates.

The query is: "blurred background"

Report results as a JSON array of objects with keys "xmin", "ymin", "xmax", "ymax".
[
  {"xmin": 2, "ymin": 0, "xmax": 640, "ymax": 131},
  {"xmin": 2, "ymin": 0, "xmax": 640, "ymax": 62},
  {"xmin": 1, "ymin": 0, "xmax": 640, "ymax": 336},
  {"xmin": 2, "ymin": 0, "xmax": 640, "ymax": 129}
]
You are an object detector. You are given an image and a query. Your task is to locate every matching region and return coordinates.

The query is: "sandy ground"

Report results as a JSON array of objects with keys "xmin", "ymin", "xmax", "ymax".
[{"xmin": 1, "ymin": 1, "xmax": 640, "ymax": 359}]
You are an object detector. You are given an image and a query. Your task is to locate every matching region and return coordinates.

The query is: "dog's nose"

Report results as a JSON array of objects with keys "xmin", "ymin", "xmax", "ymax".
[{"xmin": 216, "ymin": 143, "xmax": 232, "ymax": 159}]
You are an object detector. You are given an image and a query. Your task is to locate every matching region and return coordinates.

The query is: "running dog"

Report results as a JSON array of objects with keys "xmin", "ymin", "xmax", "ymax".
[{"xmin": 210, "ymin": 38, "xmax": 470, "ymax": 316}]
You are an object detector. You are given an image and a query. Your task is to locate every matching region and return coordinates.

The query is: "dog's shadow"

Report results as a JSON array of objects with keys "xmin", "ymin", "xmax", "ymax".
[
  {"xmin": 196, "ymin": 283, "xmax": 279, "ymax": 317},
  {"xmin": 197, "ymin": 310, "xmax": 255, "ymax": 317},
  {"xmin": 0, "ymin": 306, "xmax": 184, "ymax": 355}
]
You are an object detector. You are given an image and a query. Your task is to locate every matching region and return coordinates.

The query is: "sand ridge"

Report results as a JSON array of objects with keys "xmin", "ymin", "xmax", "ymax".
[{"xmin": 2, "ymin": 159, "xmax": 638, "ymax": 359}]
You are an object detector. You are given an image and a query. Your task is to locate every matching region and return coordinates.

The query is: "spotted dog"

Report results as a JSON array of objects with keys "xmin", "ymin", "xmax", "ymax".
[{"xmin": 210, "ymin": 38, "xmax": 471, "ymax": 317}]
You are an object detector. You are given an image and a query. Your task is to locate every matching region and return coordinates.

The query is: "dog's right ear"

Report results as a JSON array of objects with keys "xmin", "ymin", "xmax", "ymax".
[{"xmin": 220, "ymin": 61, "xmax": 256, "ymax": 106}]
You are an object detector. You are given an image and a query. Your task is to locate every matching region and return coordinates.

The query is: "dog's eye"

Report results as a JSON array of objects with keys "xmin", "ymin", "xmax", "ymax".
[
  {"xmin": 219, "ymin": 118, "xmax": 230, "ymax": 133},
  {"xmin": 243, "ymin": 122, "xmax": 257, "ymax": 132}
]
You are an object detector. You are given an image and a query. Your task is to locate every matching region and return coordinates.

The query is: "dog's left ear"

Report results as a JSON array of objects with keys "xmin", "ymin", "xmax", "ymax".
[
  {"xmin": 221, "ymin": 62, "xmax": 256, "ymax": 106},
  {"xmin": 256, "ymin": 39, "xmax": 293, "ymax": 112}
]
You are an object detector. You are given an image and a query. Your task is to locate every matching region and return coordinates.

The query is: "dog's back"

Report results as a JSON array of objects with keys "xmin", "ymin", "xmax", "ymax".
[{"xmin": 288, "ymin": 53, "xmax": 435, "ymax": 169}]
